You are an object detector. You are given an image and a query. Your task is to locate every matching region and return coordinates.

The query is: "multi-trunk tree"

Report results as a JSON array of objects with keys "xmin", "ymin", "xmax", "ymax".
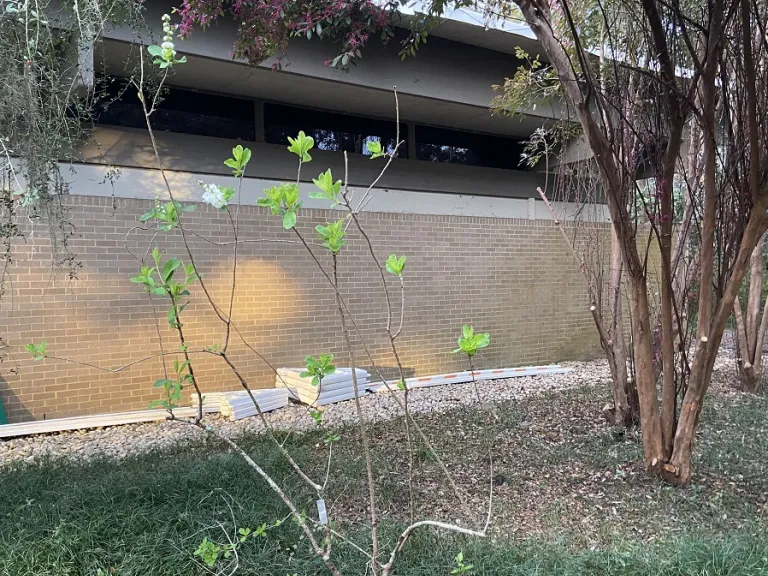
[{"xmin": 476, "ymin": 0, "xmax": 768, "ymax": 484}]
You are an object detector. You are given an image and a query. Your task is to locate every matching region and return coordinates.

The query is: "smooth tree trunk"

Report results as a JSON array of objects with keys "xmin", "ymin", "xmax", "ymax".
[
  {"xmin": 733, "ymin": 236, "xmax": 768, "ymax": 392},
  {"xmin": 605, "ymin": 225, "xmax": 638, "ymax": 426},
  {"xmin": 668, "ymin": 205, "xmax": 768, "ymax": 482}
]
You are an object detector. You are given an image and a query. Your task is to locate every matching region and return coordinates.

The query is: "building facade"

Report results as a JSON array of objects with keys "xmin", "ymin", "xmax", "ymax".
[{"xmin": 0, "ymin": 3, "xmax": 608, "ymax": 423}]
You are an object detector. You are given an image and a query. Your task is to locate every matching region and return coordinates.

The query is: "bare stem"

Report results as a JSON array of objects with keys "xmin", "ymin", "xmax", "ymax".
[
  {"xmin": 381, "ymin": 520, "xmax": 487, "ymax": 576},
  {"xmin": 331, "ymin": 253, "xmax": 380, "ymax": 573},
  {"xmin": 181, "ymin": 420, "xmax": 343, "ymax": 576}
]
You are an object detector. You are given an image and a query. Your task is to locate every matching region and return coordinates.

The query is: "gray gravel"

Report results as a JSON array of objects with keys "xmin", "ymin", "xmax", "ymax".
[{"xmin": 0, "ymin": 355, "xmax": 733, "ymax": 467}]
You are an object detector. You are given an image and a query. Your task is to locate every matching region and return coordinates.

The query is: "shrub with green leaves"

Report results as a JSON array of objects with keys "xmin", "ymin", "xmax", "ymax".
[
  {"xmin": 451, "ymin": 551, "xmax": 474, "ymax": 575},
  {"xmin": 287, "ymin": 131, "xmax": 314, "ymax": 162},
  {"xmin": 301, "ymin": 353, "xmax": 336, "ymax": 387},
  {"xmin": 310, "ymin": 169, "xmax": 343, "ymax": 206},
  {"xmin": 257, "ymin": 183, "xmax": 302, "ymax": 229},
  {"xmin": 451, "ymin": 325, "xmax": 490, "ymax": 358},
  {"xmin": 386, "ymin": 254, "xmax": 406, "ymax": 276},
  {"xmin": 224, "ymin": 144, "xmax": 252, "ymax": 177},
  {"xmin": 366, "ymin": 140, "xmax": 386, "ymax": 159},
  {"xmin": 139, "ymin": 199, "xmax": 195, "ymax": 231},
  {"xmin": 130, "ymin": 249, "xmax": 198, "ymax": 316},
  {"xmin": 149, "ymin": 357, "xmax": 193, "ymax": 411},
  {"xmin": 24, "ymin": 341, "xmax": 46, "ymax": 361},
  {"xmin": 316, "ymin": 219, "xmax": 347, "ymax": 253}
]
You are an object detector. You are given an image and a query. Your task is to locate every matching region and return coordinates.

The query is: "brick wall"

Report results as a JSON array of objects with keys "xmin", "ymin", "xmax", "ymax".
[{"xmin": 0, "ymin": 195, "xmax": 603, "ymax": 423}]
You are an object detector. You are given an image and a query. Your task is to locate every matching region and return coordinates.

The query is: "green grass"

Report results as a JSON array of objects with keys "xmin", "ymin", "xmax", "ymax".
[{"xmin": 1, "ymin": 383, "xmax": 767, "ymax": 575}]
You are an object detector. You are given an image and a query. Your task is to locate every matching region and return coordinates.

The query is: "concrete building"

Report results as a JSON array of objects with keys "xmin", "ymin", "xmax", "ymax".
[{"xmin": 0, "ymin": 3, "xmax": 607, "ymax": 422}]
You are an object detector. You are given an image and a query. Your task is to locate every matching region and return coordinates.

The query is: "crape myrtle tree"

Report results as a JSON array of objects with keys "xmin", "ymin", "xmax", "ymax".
[
  {"xmin": 439, "ymin": 0, "xmax": 767, "ymax": 484},
  {"xmin": 180, "ymin": 0, "xmax": 768, "ymax": 483}
]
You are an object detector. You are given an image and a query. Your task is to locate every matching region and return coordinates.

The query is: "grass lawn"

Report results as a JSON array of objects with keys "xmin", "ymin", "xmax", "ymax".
[{"xmin": 1, "ymin": 375, "xmax": 767, "ymax": 575}]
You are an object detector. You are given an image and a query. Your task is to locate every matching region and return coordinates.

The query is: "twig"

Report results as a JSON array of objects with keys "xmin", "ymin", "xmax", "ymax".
[{"xmin": 331, "ymin": 253, "xmax": 380, "ymax": 573}]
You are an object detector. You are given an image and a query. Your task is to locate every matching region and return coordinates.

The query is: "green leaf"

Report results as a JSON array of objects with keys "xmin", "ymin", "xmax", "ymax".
[
  {"xmin": 386, "ymin": 254, "xmax": 406, "ymax": 276},
  {"xmin": 366, "ymin": 140, "xmax": 385, "ymax": 159},
  {"xmin": 283, "ymin": 183, "xmax": 300, "ymax": 207},
  {"xmin": 324, "ymin": 432, "xmax": 341, "ymax": 444},
  {"xmin": 282, "ymin": 210, "xmax": 297, "ymax": 229},
  {"xmin": 452, "ymin": 325, "xmax": 490, "ymax": 358},
  {"xmin": 153, "ymin": 378, "xmax": 174, "ymax": 388},
  {"xmin": 239, "ymin": 146, "xmax": 252, "ymax": 166},
  {"xmin": 167, "ymin": 307, "xmax": 177, "ymax": 327},
  {"xmin": 287, "ymin": 131, "xmax": 314, "ymax": 162},
  {"xmin": 315, "ymin": 218, "xmax": 346, "ymax": 253},
  {"xmin": 194, "ymin": 538, "xmax": 221, "ymax": 568},
  {"xmin": 161, "ymin": 258, "xmax": 182, "ymax": 283},
  {"xmin": 139, "ymin": 209, "xmax": 156, "ymax": 223},
  {"xmin": 396, "ymin": 379, "xmax": 406, "ymax": 391},
  {"xmin": 309, "ymin": 408, "xmax": 323, "ymax": 425},
  {"xmin": 147, "ymin": 45, "xmax": 163, "ymax": 57},
  {"xmin": 310, "ymin": 169, "xmax": 342, "ymax": 205},
  {"xmin": 24, "ymin": 341, "xmax": 47, "ymax": 361}
]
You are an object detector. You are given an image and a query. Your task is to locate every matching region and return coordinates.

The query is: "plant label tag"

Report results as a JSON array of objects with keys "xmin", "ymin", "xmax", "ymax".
[{"xmin": 316, "ymin": 499, "xmax": 328, "ymax": 525}]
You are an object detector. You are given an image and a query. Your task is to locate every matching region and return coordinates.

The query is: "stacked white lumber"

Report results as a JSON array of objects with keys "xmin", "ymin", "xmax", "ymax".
[
  {"xmin": 220, "ymin": 389, "xmax": 289, "ymax": 420},
  {"xmin": 192, "ymin": 389, "xmax": 289, "ymax": 421},
  {"xmin": 0, "ymin": 408, "xmax": 200, "ymax": 439},
  {"xmin": 368, "ymin": 365, "xmax": 571, "ymax": 393},
  {"xmin": 275, "ymin": 368, "xmax": 369, "ymax": 406},
  {"xmin": 189, "ymin": 392, "xmax": 229, "ymax": 414}
]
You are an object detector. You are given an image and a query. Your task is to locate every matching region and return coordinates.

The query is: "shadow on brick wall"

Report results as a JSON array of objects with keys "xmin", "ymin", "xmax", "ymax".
[{"xmin": 0, "ymin": 374, "xmax": 32, "ymax": 424}]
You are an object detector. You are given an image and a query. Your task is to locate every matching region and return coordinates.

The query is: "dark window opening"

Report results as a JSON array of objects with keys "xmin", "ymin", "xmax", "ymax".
[
  {"xmin": 264, "ymin": 103, "xmax": 407, "ymax": 158},
  {"xmin": 94, "ymin": 77, "xmax": 255, "ymax": 141},
  {"xmin": 415, "ymin": 125, "xmax": 527, "ymax": 170}
]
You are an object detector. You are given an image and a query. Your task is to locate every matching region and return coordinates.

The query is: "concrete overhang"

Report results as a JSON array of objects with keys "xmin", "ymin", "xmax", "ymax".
[{"xmin": 99, "ymin": 38, "xmax": 551, "ymax": 138}]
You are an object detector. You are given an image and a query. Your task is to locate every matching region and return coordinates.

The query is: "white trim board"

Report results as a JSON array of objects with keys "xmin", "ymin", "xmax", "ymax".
[
  {"xmin": 0, "ymin": 408, "xmax": 198, "ymax": 439},
  {"xmin": 221, "ymin": 399, "xmax": 288, "ymax": 420},
  {"xmin": 276, "ymin": 375, "xmax": 370, "ymax": 394},
  {"xmin": 368, "ymin": 365, "xmax": 572, "ymax": 393}
]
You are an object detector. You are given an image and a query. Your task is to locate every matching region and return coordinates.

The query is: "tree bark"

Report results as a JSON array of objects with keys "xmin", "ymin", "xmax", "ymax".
[
  {"xmin": 607, "ymin": 225, "xmax": 635, "ymax": 425},
  {"xmin": 668, "ymin": 202, "xmax": 768, "ymax": 483},
  {"xmin": 518, "ymin": 0, "xmax": 665, "ymax": 466},
  {"xmin": 734, "ymin": 238, "xmax": 767, "ymax": 393}
]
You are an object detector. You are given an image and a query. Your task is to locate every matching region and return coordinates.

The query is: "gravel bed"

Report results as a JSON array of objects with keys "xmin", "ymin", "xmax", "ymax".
[{"xmin": 0, "ymin": 356, "xmax": 721, "ymax": 467}]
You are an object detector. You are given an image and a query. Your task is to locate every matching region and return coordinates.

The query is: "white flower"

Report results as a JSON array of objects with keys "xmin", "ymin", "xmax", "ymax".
[
  {"xmin": 201, "ymin": 183, "xmax": 227, "ymax": 209},
  {"xmin": 161, "ymin": 41, "xmax": 174, "ymax": 50}
]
